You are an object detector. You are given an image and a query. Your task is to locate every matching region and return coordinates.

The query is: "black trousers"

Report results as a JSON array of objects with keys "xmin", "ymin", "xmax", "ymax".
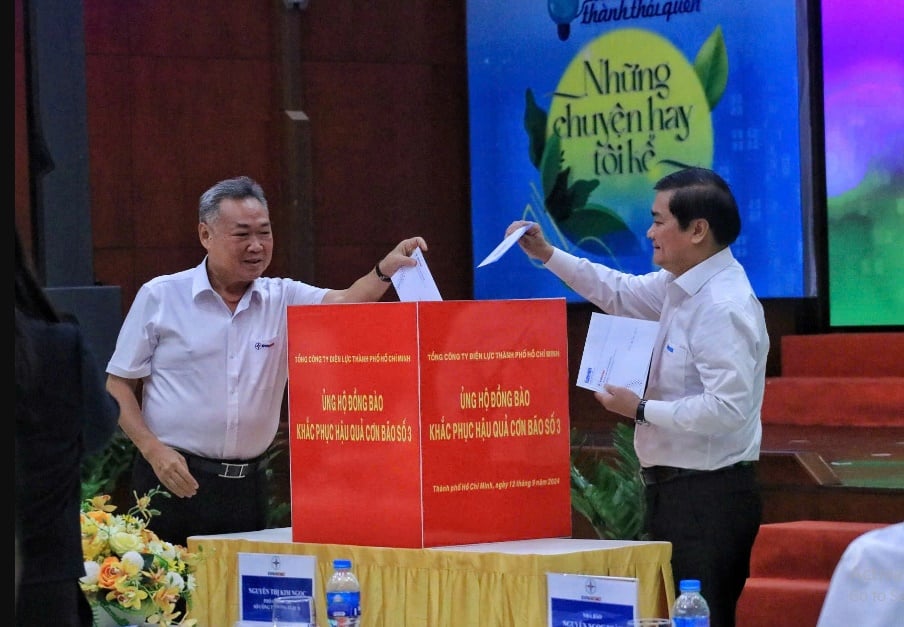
[
  {"xmin": 644, "ymin": 463, "xmax": 761, "ymax": 627},
  {"xmin": 131, "ymin": 452, "xmax": 270, "ymax": 547}
]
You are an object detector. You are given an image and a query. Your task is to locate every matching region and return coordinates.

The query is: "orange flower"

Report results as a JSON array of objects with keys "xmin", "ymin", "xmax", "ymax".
[
  {"xmin": 97, "ymin": 555, "xmax": 127, "ymax": 589},
  {"xmin": 150, "ymin": 585, "xmax": 180, "ymax": 613}
]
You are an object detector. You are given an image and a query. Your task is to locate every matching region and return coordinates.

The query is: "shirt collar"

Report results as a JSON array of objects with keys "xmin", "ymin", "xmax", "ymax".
[
  {"xmin": 672, "ymin": 246, "xmax": 735, "ymax": 296},
  {"xmin": 190, "ymin": 256, "xmax": 261, "ymax": 303}
]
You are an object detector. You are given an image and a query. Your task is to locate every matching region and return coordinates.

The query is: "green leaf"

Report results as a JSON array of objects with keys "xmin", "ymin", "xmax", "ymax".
[
  {"xmin": 524, "ymin": 86, "xmax": 645, "ymax": 262},
  {"xmin": 81, "ymin": 431, "xmax": 136, "ymax": 501},
  {"xmin": 565, "ymin": 178, "xmax": 600, "ymax": 211},
  {"xmin": 570, "ymin": 423, "xmax": 646, "ymax": 540},
  {"xmin": 524, "ymin": 88, "xmax": 548, "ymax": 169},
  {"xmin": 545, "ymin": 168, "xmax": 574, "ymax": 221},
  {"xmin": 694, "ymin": 25, "xmax": 729, "ymax": 110},
  {"xmin": 542, "ymin": 159, "xmax": 602, "ymax": 223},
  {"xmin": 558, "ymin": 206, "xmax": 642, "ymax": 259},
  {"xmin": 264, "ymin": 433, "xmax": 293, "ymax": 528},
  {"xmin": 539, "ymin": 133, "xmax": 564, "ymax": 201}
]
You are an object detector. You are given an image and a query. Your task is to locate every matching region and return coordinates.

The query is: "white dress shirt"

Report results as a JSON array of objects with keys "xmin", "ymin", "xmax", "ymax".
[
  {"xmin": 106, "ymin": 259, "xmax": 329, "ymax": 460},
  {"xmin": 545, "ymin": 246, "xmax": 768, "ymax": 470}
]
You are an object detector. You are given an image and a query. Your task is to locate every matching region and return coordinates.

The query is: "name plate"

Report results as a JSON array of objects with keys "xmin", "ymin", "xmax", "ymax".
[
  {"xmin": 237, "ymin": 552, "xmax": 316, "ymax": 625},
  {"xmin": 547, "ymin": 572, "xmax": 638, "ymax": 626}
]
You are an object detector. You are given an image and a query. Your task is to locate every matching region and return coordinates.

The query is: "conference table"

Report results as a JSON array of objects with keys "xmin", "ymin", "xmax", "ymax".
[{"xmin": 187, "ymin": 528, "xmax": 675, "ymax": 626}]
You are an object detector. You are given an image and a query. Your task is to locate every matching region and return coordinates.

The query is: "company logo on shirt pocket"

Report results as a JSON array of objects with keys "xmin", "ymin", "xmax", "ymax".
[
  {"xmin": 254, "ymin": 340, "xmax": 275, "ymax": 350},
  {"xmin": 660, "ymin": 341, "xmax": 689, "ymax": 393}
]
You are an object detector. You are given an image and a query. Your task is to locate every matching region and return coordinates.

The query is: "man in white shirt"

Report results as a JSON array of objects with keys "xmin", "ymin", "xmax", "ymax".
[
  {"xmin": 508, "ymin": 166, "xmax": 768, "ymax": 627},
  {"xmin": 106, "ymin": 175, "xmax": 427, "ymax": 546},
  {"xmin": 817, "ymin": 522, "xmax": 904, "ymax": 627}
]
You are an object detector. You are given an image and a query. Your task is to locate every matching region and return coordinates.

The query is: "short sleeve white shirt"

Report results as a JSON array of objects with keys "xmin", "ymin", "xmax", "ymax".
[{"xmin": 106, "ymin": 259, "xmax": 329, "ymax": 459}]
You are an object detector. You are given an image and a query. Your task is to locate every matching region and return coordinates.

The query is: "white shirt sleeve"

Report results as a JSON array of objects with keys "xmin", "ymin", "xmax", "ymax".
[{"xmin": 816, "ymin": 522, "xmax": 904, "ymax": 627}]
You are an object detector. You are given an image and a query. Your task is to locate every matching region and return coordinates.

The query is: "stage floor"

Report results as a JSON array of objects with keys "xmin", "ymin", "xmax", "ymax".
[
  {"xmin": 761, "ymin": 425, "xmax": 904, "ymax": 489},
  {"xmin": 574, "ymin": 422, "xmax": 904, "ymax": 490}
]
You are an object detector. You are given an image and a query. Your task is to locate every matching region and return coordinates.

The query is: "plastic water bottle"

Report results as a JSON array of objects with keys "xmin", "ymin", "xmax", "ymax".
[
  {"xmin": 672, "ymin": 579, "xmax": 710, "ymax": 627},
  {"xmin": 325, "ymin": 558, "xmax": 361, "ymax": 627}
]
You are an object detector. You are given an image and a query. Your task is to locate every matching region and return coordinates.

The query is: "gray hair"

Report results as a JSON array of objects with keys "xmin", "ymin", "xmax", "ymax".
[{"xmin": 198, "ymin": 176, "xmax": 268, "ymax": 224}]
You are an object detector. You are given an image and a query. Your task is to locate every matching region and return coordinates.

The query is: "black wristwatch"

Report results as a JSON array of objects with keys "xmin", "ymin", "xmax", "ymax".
[
  {"xmin": 374, "ymin": 262, "xmax": 392, "ymax": 283},
  {"xmin": 635, "ymin": 399, "xmax": 647, "ymax": 425}
]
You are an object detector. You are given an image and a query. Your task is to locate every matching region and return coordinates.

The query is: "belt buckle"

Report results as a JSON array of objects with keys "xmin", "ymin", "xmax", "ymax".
[{"xmin": 219, "ymin": 462, "xmax": 249, "ymax": 479}]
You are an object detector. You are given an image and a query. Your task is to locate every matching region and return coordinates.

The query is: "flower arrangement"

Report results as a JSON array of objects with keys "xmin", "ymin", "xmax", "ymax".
[{"xmin": 80, "ymin": 487, "xmax": 201, "ymax": 627}]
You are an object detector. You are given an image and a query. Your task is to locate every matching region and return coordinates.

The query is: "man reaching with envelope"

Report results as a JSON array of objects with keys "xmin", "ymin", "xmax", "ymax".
[{"xmin": 506, "ymin": 166, "xmax": 768, "ymax": 627}]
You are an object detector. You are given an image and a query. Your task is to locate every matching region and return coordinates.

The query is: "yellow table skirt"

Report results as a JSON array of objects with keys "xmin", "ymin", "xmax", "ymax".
[{"xmin": 188, "ymin": 529, "xmax": 674, "ymax": 626}]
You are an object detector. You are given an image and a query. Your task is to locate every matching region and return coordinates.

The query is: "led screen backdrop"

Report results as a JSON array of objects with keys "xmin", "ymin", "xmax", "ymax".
[
  {"xmin": 822, "ymin": 0, "xmax": 904, "ymax": 327},
  {"xmin": 467, "ymin": 1, "xmax": 807, "ymax": 302}
]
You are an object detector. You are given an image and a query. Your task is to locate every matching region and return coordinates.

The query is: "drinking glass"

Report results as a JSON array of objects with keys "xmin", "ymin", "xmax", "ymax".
[{"xmin": 272, "ymin": 594, "xmax": 316, "ymax": 627}]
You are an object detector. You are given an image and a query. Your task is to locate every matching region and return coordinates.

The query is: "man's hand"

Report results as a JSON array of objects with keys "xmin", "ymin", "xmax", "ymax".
[
  {"xmin": 506, "ymin": 221, "xmax": 555, "ymax": 263},
  {"xmin": 594, "ymin": 384, "xmax": 642, "ymax": 420},
  {"xmin": 379, "ymin": 236, "xmax": 428, "ymax": 275},
  {"xmin": 324, "ymin": 236, "xmax": 429, "ymax": 304},
  {"xmin": 146, "ymin": 444, "xmax": 199, "ymax": 498}
]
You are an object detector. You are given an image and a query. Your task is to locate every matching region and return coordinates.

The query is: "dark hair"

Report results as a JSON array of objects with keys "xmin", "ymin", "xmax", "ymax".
[
  {"xmin": 653, "ymin": 167, "xmax": 741, "ymax": 246},
  {"xmin": 198, "ymin": 175, "xmax": 268, "ymax": 224}
]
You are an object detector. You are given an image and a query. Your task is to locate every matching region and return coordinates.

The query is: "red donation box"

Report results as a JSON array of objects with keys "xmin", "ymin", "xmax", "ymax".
[{"xmin": 285, "ymin": 299, "xmax": 572, "ymax": 548}]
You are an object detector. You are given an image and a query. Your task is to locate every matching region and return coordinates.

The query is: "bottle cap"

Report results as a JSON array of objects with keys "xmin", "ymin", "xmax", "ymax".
[
  {"xmin": 679, "ymin": 579, "xmax": 701, "ymax": 592},
  {"xmin": 333, "ymin": 558, "xmax": 352, "ymax": 569}
]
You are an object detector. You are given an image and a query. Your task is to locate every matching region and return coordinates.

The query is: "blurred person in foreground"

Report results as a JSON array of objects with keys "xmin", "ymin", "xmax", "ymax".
[
  {"xmin": 105, "ymin": 175, "xmax": 428, "ymax": 546},
  {"xmin": 816, "ymin": 521, "xmax": 904, "ymax": 627},
  {"xmin": 508, "ymin": 166, "xmax": 768, "ymax": 627},
  {"xmin": 15, "ymin": 228, "xmax": 121, "ymax": 626}
]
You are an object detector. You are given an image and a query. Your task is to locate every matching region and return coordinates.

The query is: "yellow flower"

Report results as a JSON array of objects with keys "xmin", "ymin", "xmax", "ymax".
[
  {"xmin": 107, "ymin": 580, "xmax": 148, "ymax": 610},
  {"xmin": 81, "ymin": 488, "xmax": 202, "ymax": 627},
  {"xmin": 109, "ymin": 529, "xmax": 144, "ymax": 554},
  {"xmin": 82, "ymin": 533, "xmax": 108, "ymax": 562},
  {"xmin": 86, "ymin": 494, "xmax": 116, "ymax": 513}
]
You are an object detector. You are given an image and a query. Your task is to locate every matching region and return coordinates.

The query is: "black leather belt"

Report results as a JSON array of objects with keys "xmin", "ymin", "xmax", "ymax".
[
  {"xmin": 640, "ymin": 461, "xmax": 753, "ymax": 486},
  {"xmin": 181, "ymin": 451, "xmax": 269, "ymax": 479}
]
